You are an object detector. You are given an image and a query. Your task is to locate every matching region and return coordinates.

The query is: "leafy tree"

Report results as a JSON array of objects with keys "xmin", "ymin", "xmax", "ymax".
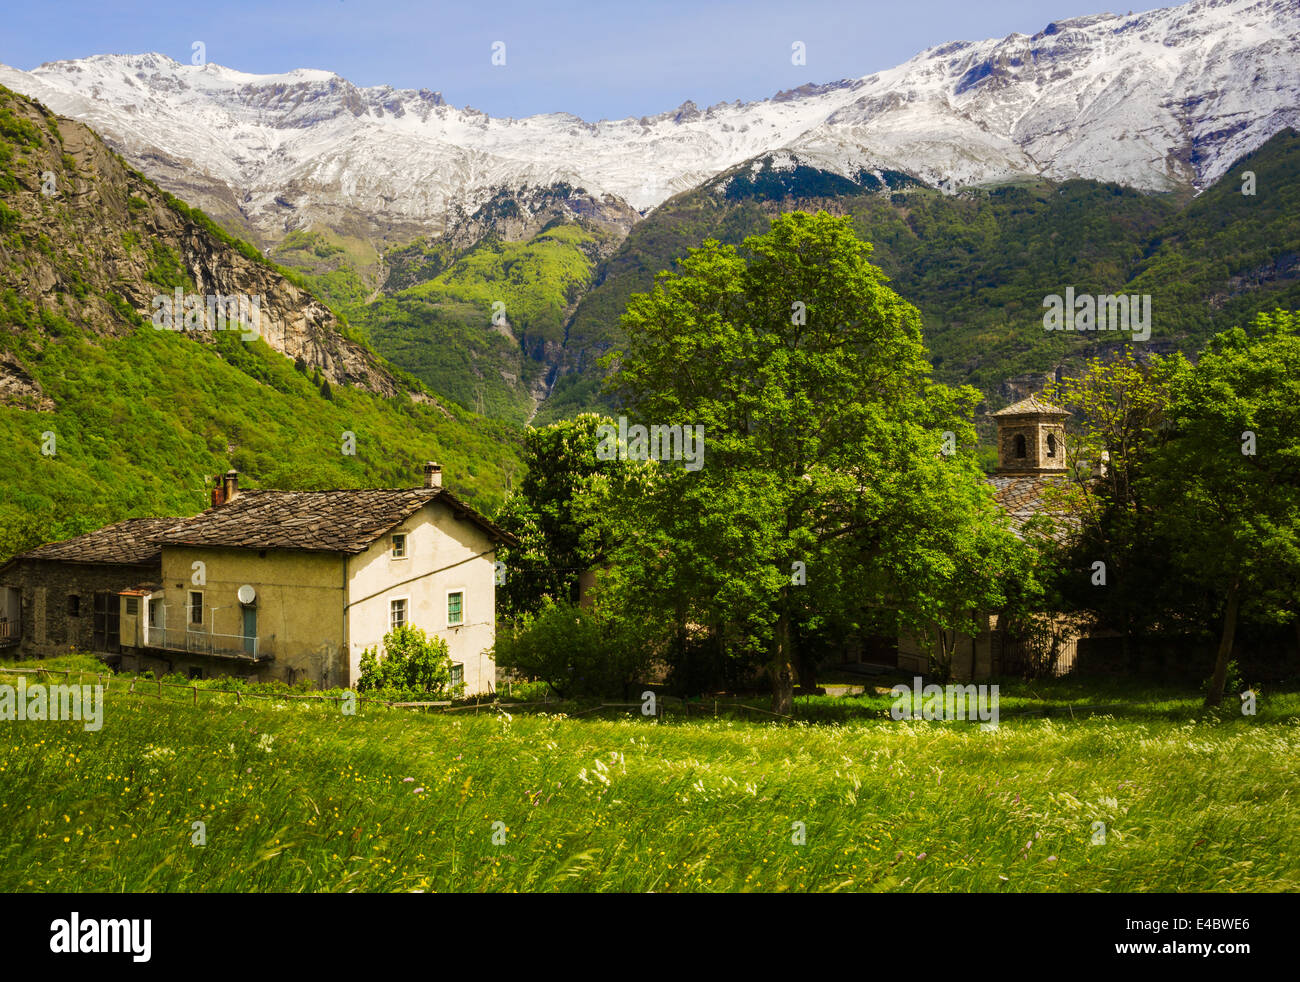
[
  {"xmin": 1040, "ymin": 350, "xmax": 1185, "ymax": 658},
  {"xmin": 604, "ymin": 210, "xmax": 1027, "ymax": 711},
  {"xmin": 493, "ymin": 597, "xmax": 651, "ymax": 699},
  {"xmin": 1144, "ymin": 310, "xmax": 1300, "ymax": 706},
  {"xmin": 493, "ymin": 414, "xmax": 628, "ymax": 617}
]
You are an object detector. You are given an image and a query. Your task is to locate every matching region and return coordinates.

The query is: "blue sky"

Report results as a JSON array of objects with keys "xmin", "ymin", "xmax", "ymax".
[{"xmin": 3, "ymin": 0, "xmax": 1173, "ymax": 120}]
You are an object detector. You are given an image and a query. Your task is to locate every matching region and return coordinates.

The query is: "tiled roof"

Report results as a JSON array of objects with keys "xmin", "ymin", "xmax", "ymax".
[
  {"xmin": 16, "ymin": 517, "xmax": 181, "ymax": 565},
  {"xmin": 153, "ymin": 487, "xmax": 517, "ymax": 554},
  {"xmin": 986, "ymin": 474, "xmax": 1077, "ymax": 542},
  {"xmin": 989, "ymin": 395, "xmax": 1070, "ymax": 417}
]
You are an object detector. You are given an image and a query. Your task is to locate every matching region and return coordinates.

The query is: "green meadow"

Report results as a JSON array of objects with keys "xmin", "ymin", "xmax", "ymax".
[{"xmin": 1, "ymin": 657, "xmax": 1297, "ymax": 892}]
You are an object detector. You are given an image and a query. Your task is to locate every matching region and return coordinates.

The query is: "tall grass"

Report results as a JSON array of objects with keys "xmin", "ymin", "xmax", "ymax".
[{"xmin": 1, "ymin": 662, "xmax": 1296, "ymax": 892}]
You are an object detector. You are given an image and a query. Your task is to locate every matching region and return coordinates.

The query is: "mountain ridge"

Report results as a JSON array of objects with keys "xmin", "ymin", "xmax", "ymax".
[{"xmin": 1, "ymin": 0, "xmax": 1294, "ymax": 252}]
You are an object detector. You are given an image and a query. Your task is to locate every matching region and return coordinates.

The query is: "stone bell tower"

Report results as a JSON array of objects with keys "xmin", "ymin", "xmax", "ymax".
[{"xmin": 989, "ymin": 396, "xmax": 1070, "ymax": 475}]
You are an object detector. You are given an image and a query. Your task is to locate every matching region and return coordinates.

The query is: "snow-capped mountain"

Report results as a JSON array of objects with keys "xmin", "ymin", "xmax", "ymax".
[{"xmin": 1, "ymin": 0, "xmax": 1295, "ymax": 247}]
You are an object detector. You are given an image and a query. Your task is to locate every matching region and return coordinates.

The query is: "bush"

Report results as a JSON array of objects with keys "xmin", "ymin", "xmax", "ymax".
[
  {"xmin": 357, "ymin": 625, "xmax": 455, "ymax": 696},
  {"xmin": 493, "ymin": 598, "xmax": 650, "ymax": 699}
]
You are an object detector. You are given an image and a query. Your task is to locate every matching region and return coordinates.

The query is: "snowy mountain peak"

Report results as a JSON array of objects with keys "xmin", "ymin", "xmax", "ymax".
[{"xmin": 0, "ymin": 0, "xmax": 1294, "ymax": 247}]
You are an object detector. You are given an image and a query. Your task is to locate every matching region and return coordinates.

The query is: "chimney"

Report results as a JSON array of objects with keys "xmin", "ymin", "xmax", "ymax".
[
  {"xmin": 211, "ymin": 474, "xmax": 225, "ymax": 509},
  {"xmin": 223, "ymin": 469, "xmax": 239, "ymax": 502},
  {"xmin": 423, "ymin": 461, "xmax": 443, "ymax": 489}
]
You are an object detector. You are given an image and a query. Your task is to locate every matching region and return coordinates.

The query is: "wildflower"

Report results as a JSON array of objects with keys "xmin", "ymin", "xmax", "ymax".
[{"xmin": 402, "ymin": 777, "xmax": 415, "ymax": 783}]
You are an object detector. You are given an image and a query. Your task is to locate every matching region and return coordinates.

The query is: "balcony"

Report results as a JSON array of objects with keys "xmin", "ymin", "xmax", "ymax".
[
  {"xmin": 145, "ymin": 625, "xmax": 271, "ymax": 663},
  {"xmin": 0, "ymin": 619, "xmax": 19, "ymax": 648}
]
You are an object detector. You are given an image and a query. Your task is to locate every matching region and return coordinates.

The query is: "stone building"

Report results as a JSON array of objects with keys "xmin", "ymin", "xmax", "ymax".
[
  {"xmin": 896, "ymin": 395, "xmax": 1080, "ymax": 680},
  {"xmin": 0, "ymin": 517, "xmax": 179, "ymax": 658}
]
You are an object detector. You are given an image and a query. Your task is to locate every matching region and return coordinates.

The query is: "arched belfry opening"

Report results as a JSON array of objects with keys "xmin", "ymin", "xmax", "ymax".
[{"xmin": 989, "ymin": 396, "xmax": 1070, "ymax": 476}]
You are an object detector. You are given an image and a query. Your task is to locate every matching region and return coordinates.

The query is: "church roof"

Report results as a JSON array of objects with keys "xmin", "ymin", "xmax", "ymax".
[
  {"xmin": 986, "ymin": 474, "xmax": 1077, "ymax": 543},
  {"xmin": 988, "ymin": 395, "xmax": 1070, "ymax": 418}
]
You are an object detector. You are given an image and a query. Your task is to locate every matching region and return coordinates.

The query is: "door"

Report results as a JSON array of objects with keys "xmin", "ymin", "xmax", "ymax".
[
  {"xmin": 242, "ymin": 606, "xmax": 257, "ymax": 657},
  {"xmin": 92, "ymin": 593, "xmax": 120, "ymax": 653}
]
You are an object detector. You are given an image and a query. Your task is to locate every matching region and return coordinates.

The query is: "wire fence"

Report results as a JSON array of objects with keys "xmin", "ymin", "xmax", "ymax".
[{"xmin": 0, "ymin": 665, "xmax": 797, "ymax": 721}]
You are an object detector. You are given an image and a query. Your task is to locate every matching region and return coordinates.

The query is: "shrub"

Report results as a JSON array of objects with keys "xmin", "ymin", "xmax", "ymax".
[
  {"xmin": 357, "ymin": 625, "xmax": 454, "ymax": 696},
  {"xmin": 493, "ymin": 598, "xmax": 650, "ymax": 699}
]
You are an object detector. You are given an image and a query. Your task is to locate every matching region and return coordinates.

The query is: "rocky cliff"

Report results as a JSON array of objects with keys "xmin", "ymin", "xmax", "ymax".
[{"xmin": 0, "ymin": 84, "xmax": 437, "ymax": 405}]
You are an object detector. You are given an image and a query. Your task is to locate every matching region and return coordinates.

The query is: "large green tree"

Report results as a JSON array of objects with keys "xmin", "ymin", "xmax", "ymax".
[
  {"xmin": 604, "ymin": 211, "xmax": 1030, "ymax": 711},
  {"xmin": 1145, "ymin": 310, "xmax": 1300, "ymax": 706}
]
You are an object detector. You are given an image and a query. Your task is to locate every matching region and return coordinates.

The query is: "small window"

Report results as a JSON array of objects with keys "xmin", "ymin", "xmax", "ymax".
[
  {"xmin": 450, "ymin": 663, "xmax": 464, "ymax": 689},
  {"xmin": 67, "ymin": 595, "xmax": 80, "ymax": 617},
  {"xmin": 391, "ymin": 533, "xmax": 407, "ymax": 558},
  {"xmin": 447, "ymin": 591, "xmax": 464, "ymax": 627},
  {"xmin": 189, "ymin": 591, "xmax": 204, "ymax": 626},
  {"xmin": 390, "ymin": 598, "xmax": 407, "ymax": 629},
  {"xmin": 1046, "ymin": 433, "xmax": 1057, "ymax": 458},
  {"xmin": 125, "ymin": 597, "xmax": 140, "ymax": 616},
  {"xmin": 1014, "ymin": 434, "xmax": 1027, "ymax": 459}
]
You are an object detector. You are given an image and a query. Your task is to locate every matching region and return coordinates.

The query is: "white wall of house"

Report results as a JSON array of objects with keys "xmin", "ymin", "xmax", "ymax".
[{"xmin": 346, "ymin": 500, "xmax": 498, "ymax": 696}]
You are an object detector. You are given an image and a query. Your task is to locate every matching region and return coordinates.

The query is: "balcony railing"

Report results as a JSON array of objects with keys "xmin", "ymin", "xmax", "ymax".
[
  {"xmin": 145, "ymin": 625, "xmax": 268, "ymax": 661},
  {"xmin": 0, "ymin": 619, "xmax": 19, "ymax": 647}
]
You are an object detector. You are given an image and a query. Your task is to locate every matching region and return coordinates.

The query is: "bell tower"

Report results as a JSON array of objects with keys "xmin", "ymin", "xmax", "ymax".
[{"xmin": 990, "ymin": 396, "xmax": 1070, "ymax": 475}]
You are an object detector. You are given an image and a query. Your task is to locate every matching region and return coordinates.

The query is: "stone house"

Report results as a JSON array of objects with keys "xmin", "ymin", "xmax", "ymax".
[
  {"xmin": 0, "ymin": 517, "xmax": 181, "ymax": 658},
  {"xmin": 0, "ymin": 463, "xmax": 515, "ymax": 694}
]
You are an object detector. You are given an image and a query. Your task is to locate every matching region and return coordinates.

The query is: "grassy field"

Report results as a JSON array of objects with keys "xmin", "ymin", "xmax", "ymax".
[{"xmin": 1, "ymin": 657, "xmax": 1297, "ymax": 892}]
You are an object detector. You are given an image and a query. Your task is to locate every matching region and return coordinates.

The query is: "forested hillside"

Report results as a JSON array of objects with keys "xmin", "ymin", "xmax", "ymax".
[{"xmin": 0, "ymin": 86, "xmax": 522, "ymax": 560}]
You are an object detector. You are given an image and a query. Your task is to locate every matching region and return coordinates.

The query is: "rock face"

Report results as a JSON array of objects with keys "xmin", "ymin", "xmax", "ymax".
[
  {"xmin": 437, "ymin": 183, "xmax": 640, "ymax": 256},
  {"xmin": 0, "ymin": 87, "xmax": 430, "ymax": 402},
  {"xmin": 0, "ymin": 352, "xmax": 52, "ymax": 410}
]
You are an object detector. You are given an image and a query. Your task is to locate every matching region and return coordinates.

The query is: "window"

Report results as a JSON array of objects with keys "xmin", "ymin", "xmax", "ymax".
[
  {"xmin": 391, "ymin": 533, "xmax": 407, "ymax": 558},
  {"xmin": 450, "ymin": 663, "xmax": 464, "ymax": 689},
  {"xmin": 189, "ymin": 667, "xmax": 203, "ymax": 681},
  {"xmin": 125, "ymin": 597, "xmax": 140, "ymax": 616},
  {"xmin": 390, "ymin": 598, "xmax": 407, "ymax": 629},
  {"xmin": 1046, "ymin": 433, "xmax": 1057, "ymax": 458},
  {"xmin": 447, "ymin": 591, "xmax": 464, "ymax": 627},
  {"xmin": 189, "ymin": 591, "xmax": 204, "ymax": 626},
  {"xmin": 1014, "ymin": 434, "xmax": 1027, "ymax": 458},
  {"xmin": 67, "ymin": 595, "xmax": 80, "ymax": 617}
]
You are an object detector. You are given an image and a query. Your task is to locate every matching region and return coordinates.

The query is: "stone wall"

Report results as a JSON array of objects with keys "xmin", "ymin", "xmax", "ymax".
[{"xmin": 0, "ymin": 559, "xmax": 160, "ymax": 659}]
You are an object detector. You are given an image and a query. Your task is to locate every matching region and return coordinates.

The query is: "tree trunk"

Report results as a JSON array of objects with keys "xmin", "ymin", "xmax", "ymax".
[
  {"xmin": 797, "ymin": 655, "xmax": 816, "ymax": 692},
  {"xmin": 1203, "ymin": 578, "xmax": 1240, "ymax": 708},
  {"xmin": 770, "ymin": 606, "xmax": 794, "ymax": 716}
]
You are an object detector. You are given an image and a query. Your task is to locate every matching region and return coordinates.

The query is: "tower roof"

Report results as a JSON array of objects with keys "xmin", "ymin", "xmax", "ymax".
[{"xmin": 989, "ymin": 395, "xmax": 1070, "ymax": 418}]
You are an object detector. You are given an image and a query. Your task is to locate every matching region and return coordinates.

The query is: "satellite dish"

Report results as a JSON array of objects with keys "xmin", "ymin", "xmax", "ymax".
[{"xmin": 237, "ymin": 584, "xmax": 256, "ymax": 605}]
